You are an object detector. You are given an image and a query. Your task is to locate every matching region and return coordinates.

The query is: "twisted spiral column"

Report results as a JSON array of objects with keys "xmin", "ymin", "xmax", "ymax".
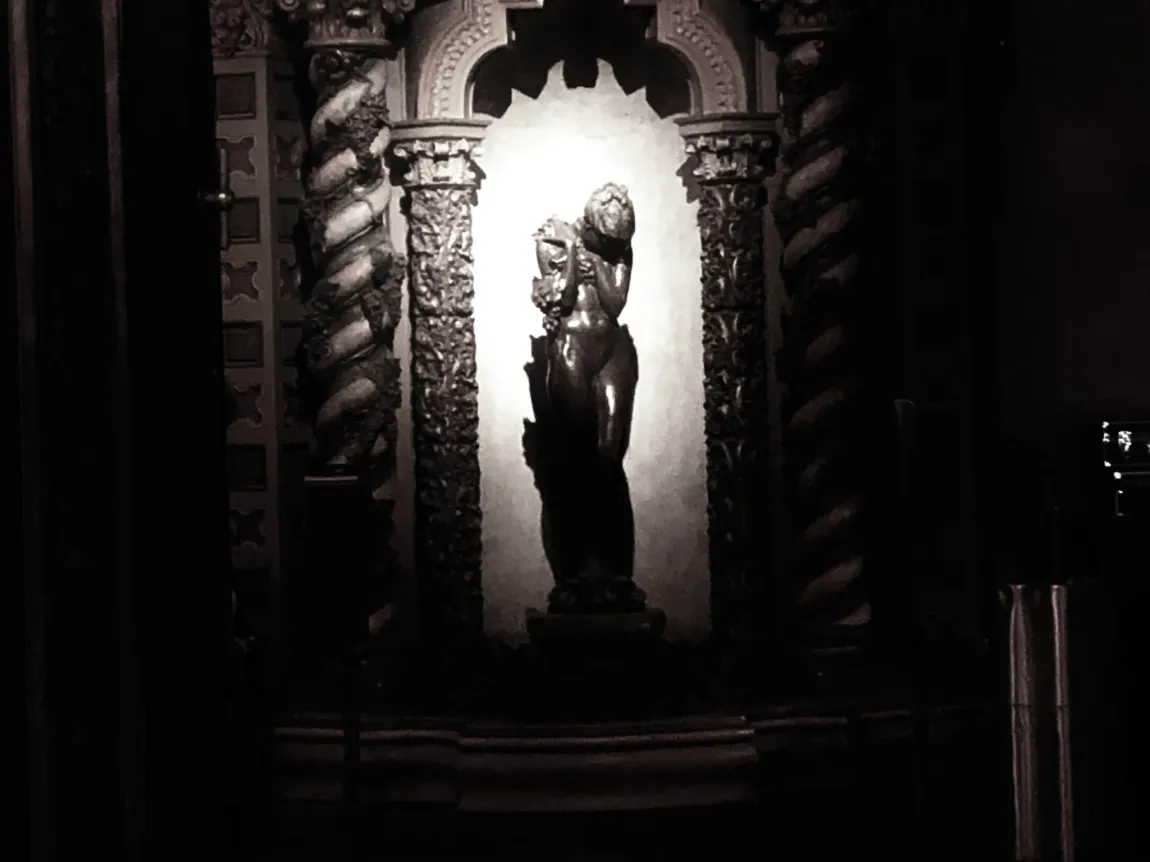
[
  {"xmin": 392, "ymin": 120, "xmax": 490, "ymax": 645},
  {"xmin": 281, "ymin": 1, "xmax": 418, "ymax": 481},
  {"xmin": 678, "ymin": 115, "xmax": 777, "ymax": 647},
  {"xmin": 764, "ymin": 0, "xmax": 874, "ymax": 651}
]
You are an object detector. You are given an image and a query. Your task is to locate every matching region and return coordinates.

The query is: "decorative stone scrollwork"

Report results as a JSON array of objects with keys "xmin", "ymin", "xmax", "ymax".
[
  {"xmin": 678, "ymin": 114, "xmax": 778, "ymax": 646},
  {"xmin": 758, "ymin": 0, "xmax": 874, "ymax": 650},
  {"xmin": 211, "ymin": 0, "xmax": 274, "ymax": 58},
  {"xmin": 276, "ymin": 0, "xmax": 421, "ymax": 47},
  {"xmin": 752, "ymin": 0, "xmax": 856, "ymax": 34},
  {"xmin": 392, "ymin": 119, "xmax": 490, "ymax": 643}
]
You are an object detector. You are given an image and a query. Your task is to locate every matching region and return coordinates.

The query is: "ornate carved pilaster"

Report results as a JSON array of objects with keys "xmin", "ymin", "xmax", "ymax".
[
  {"xmin": 392, "ymin": 119, "xmax": 490, "ymax": 645},
  {"xmin": 759, "ymin": 0, "xmax": 874, "ymax": 652},
  {"xmin": 677, "ymin": 114, "xmax": 778, "ymax": 647}
]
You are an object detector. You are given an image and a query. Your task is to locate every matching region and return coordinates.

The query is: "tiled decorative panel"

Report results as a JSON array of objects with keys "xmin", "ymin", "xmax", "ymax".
[
  {"xmin": 222, "ymin": 260, "xmax": 261, "ymax": 302},
  {"xmin": 227, "ymin": 444, "xmax": 269, "ymax": 491},
  {"xmin": 216, "ymin": 73, "xmax": 258, "ymax": 118},
  {"xmin": 227, "ymin": 197, "xmax": 262, "ymax": 244},
  {"xmin": 216, "ymin": 52, "xmax": 312, "ymax": 614},
  {"xmin": 275, "ymin": 198, "xmax": 300, "ymax": 243},
  {"xmin": 282, "ymin": 376, "xmax": 301, "ymax": 429},
  {"xmin": 223, "ymin": 322, "xmax": 264, "ymax": 367},
  {"xmin": 228, "ymin": 382, "xmax": 264, "ymax": 428},
  {"xmin": 279, "ymin": 322, "xmax": 303, "ymax": 367},
  {"xmin": 219, "ymin": 135, "xmax": 257, "ymax": 178},
  {"xmin": 272, "ymin": 73, "xmax": 299, "ymax": 121},
  {"xmin": 277, "ymin": 251, "xmax": 302, "ymax": 302},
  {"xmin": 230, "ymin": 505, "xmax": 268, "ymax": 552}
]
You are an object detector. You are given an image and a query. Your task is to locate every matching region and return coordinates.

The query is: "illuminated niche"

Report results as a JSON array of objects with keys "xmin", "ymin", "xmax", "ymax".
[{"xmin": 468, "ymin": 6, "xmax": 710, "ymax": 642}]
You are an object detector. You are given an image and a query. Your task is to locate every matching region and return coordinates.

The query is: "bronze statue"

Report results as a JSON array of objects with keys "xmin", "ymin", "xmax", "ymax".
[{"xmin": 526, "ymin": 183, "xmax": 645, "ymax": 614}]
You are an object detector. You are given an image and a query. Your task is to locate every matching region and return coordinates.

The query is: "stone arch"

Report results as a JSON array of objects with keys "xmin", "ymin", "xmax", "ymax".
[
  {"xmin": 623, "ymin": 0, "xmax": 747, "ymax": 114},
  {"xmin": 411, "ymin": 0, "xmax": 537, "ymax": 120},
  {"xmin": 409, "ymin": 0, "xmax": 749, "ymax": 119}
]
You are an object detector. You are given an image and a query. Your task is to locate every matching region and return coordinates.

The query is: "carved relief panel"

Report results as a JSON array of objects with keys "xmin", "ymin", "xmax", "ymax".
[{"xmin": 214, "ymin": 1, "xmax": 312, "ymax": 636}]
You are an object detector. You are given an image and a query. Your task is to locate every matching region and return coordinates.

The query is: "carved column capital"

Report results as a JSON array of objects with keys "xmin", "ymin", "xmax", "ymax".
[
  {"xmin": 211, "ymin": 0, "xmax": 275, "ymax": 58},
  {"xmin": 275, "ymin": 0, "xmax": 421, "ymax": 49},
  {"xmin": 391, "ymin": 119, "xmax": 490, "ymax": 190},
  {"xmin": 751, "ymin": 0, "xmax": 861, "ymax": 38},
  {"xmin": 677, "ymin": 114, "xmax": 779, "ymax": 184}
]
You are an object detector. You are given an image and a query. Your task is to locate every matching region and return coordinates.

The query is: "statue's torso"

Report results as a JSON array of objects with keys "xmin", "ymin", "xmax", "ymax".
[
  {"xmin": 560, "ymin": 250, "xmax": 613, "ymax": 329},
  {"xmin": 552, "ymin": 252, "xmax": 617, "ymax": 375}
]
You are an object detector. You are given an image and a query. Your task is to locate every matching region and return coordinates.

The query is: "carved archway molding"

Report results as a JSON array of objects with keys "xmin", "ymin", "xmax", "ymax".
[{"xmin": 408, "ymin": 0, "xmax": 749, "ymax": 120}]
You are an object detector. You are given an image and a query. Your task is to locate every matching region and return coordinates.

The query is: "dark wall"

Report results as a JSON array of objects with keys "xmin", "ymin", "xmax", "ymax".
[
  {"xmin": 992, "ymin": 0, "xmax": 1150, "ymax": 509},
  {"xmin": 986, "ymin": 9, "xmax": 1148, "ymax": 852}
]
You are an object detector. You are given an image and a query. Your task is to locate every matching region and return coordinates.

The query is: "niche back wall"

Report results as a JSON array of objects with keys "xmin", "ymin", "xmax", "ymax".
[{"xmin": 472, "ymin": 54, "xmax": 709, "ymax": 642}]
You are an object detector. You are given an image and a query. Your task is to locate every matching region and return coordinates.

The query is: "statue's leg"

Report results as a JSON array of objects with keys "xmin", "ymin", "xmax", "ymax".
[
  {"xmin": 593, "ymin": 326, "xmax": 638, "ymax": 463},
  {"xmin": 546, "ymin": 332, "xmax": 595, "ymax": 425}
]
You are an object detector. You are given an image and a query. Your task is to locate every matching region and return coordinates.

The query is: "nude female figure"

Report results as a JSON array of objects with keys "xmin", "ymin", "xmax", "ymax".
[
  {"xmin": 527, "ymin": 183, "xmax": 645, "ymax": 612},
  {"xmin": 532, "ymin": 182, "xmax": 638, "ymax": 464}
]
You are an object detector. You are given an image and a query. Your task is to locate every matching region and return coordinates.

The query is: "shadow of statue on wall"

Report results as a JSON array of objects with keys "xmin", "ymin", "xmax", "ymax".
[{"xmin": 523, "ymin": 334, "xmax": 643, "ymax": 614}]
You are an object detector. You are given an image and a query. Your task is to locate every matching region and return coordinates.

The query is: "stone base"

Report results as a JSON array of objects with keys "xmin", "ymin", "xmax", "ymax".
[
  {"xmin": 526, "ymin": 608, "xmax": 667, "ymax": 644},
  {"xmin": 523, "ymin": 609, "xmax": 667, "ymax": 720}
]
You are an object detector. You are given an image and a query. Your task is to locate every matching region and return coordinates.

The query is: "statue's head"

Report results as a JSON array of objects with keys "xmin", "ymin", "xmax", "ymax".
[{"xmin": 584, "ymin": 183, "xmax": 635, "ymax": 242}]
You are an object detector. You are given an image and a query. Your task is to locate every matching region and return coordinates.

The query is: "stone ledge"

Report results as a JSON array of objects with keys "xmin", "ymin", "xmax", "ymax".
[{"xmin": 267, "ymin": 700, "xmax": 993, "ymax": 809}]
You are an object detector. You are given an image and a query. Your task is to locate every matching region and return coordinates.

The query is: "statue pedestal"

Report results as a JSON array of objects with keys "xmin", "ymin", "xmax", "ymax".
[
  {"xmin": 524, "ymin": 608, "xmax": 667, "ymax": 719},
  {"xmin": 527, "ymin": 608, "xmax": 666, "ymax": 643}
]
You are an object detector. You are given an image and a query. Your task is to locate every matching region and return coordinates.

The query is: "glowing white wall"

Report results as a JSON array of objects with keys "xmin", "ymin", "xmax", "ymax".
[{"xmin": 472, "ymin": 60, "xmax": 709, "ymax": 642}]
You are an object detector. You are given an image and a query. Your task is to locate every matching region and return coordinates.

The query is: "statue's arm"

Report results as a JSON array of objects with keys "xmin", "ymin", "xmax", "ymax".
[
  {"xmin": 591, "ymin": 247, "xmax": 632, "ymax": 320},
  {"xmin": 531, "ymin": 233, "xmax": 580, "ymax": 318},
  {"xmin": 556, "ymin": 239, "xmax": 581, "ymax": 313}
]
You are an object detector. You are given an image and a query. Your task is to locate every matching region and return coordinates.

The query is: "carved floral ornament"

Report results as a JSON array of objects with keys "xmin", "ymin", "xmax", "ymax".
[
  {"xmin": 274, "ymin": 0, "xmax": 422, "ymax": 47},
  {"xmin": 750, "ymin": 0, "xmax": 859, "ymax": 36},
  {"xmin": 212, "ymin": 1, "xmax": 859, "ymax": 63},
  {"xmin": 211, "ymin": 0, "xmax": 274, "ymax": 58}
]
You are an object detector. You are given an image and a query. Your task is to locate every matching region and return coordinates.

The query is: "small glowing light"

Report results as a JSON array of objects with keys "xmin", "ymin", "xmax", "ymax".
[
  {"xmin": 1102, "ymin": 421, "xmax": 1110, "ymax": 428},
  {"xmin": 1104, "ymin": 461, "xmax": 1111, "ymax": 467},
  {"xmin": 1114, "ymin": 471, "xmax": 1122, "ymax": 480}
]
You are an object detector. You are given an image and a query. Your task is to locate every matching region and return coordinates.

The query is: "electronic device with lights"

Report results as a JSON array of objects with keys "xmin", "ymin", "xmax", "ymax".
[{"xmin": 1101, "ymin": 421, "xmax": 1150, "ymax": 517}]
